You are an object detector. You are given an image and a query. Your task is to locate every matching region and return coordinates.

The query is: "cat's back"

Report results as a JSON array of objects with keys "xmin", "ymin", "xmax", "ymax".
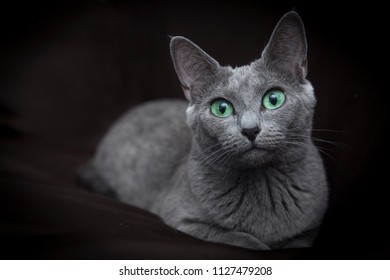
[{"xmin": 90, "ymin": 99, "xmax": 191, "ymax": 208}]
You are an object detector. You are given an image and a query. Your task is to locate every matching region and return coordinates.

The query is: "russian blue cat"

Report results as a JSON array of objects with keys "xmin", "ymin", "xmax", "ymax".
[{"xmin": 79, "ymin": 11, "xmax": 328, "ymax": 250}]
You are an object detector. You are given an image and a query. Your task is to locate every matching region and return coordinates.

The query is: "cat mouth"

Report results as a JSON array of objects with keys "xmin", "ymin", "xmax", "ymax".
[
  {"xmin": 243, "ymin": 145, "xmax": 270, "ymax": 154},
  {"xmin": 239, "ymin": 145, "xmax": 275, "ymax": 165},
  {"xmin": 247, "ymin": 143, "xmax": 273, "ymax": 151}
]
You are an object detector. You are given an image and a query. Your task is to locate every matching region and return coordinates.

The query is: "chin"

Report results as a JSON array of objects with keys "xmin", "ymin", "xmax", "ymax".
[{"xmin": 236, "ymin": 147, "xmax": 275, "ymax": 168}]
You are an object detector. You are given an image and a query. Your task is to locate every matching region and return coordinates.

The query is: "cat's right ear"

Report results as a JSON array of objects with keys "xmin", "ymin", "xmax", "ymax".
[
  {"xmin": 170, "ymin": 36, "xmax": 220, "ymax": 101},
  {"xmin": 260, "ymin": 11, "xmax": 308, "ymax": 81}
]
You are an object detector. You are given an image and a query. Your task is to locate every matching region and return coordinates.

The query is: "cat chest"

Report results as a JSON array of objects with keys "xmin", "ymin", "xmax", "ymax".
[{"xmin": 193, "ymin": 173, "xmax": 319, "ymax": 241}]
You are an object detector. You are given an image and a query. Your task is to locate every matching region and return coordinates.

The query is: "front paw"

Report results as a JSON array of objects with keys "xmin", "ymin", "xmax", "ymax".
[
  {"xmin": 174, "ymin": 219, "xmax": 270, "ymax": 250},
  {"xmin": 218, "ymin": 231, "xmax": 270, "ymax": 250}
]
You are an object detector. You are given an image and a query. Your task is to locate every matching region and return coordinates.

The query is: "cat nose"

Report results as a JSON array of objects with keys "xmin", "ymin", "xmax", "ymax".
[{"xmin": 241, "ymin": 126, "xmax": 260, "ymax": 142}]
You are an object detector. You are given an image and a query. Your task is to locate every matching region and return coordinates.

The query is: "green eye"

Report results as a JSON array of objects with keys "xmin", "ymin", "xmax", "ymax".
[
  {"xmin": 211, "ymin": 99, "xmax": 234, "ymax": 118},
  {"xmin": 263, "ymin": 90, "xmax": 286, "ymax": 110}
]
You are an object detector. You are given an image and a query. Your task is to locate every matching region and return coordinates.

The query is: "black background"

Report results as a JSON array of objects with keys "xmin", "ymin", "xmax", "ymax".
[{"xmin": 0, "ymin": 0, "xmax": 388, "ymax": 259}]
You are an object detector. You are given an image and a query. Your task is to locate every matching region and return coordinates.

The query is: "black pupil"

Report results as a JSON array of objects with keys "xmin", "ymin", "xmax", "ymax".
[
  {"xmin": 269, "ymin": 94, "xmax": 278, "ymax": 106},
  {"xmin": 219, "ymin": 102, "xmax": 227, "ymax": 114}
]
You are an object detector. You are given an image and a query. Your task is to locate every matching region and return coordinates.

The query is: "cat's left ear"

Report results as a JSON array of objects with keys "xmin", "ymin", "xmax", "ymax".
[
  {"xmin": 170, "ymin": 36, "xmax": 220, "ymax": 101},
  {"xmin": 261, "ymin": 11, "xmax": 308, "ymax": 81}
]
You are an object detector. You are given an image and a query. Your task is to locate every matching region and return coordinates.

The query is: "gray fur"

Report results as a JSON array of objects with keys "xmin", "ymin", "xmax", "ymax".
[{"xmin": 79, "ymin": 11, "xmax": 328, "ymax": 250}]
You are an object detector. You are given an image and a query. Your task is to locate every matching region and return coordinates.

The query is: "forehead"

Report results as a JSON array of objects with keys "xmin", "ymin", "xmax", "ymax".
[
  {"xmin": 222, "ymin": 63, "xmax": 300, "ymax": 94},
  {"xmin": 227, "ymin": 65, "xmax": 258, "ymax": 89},
  {"xmin": 220, "ymin": 64, "xmax": 274, "ymax": 105}
]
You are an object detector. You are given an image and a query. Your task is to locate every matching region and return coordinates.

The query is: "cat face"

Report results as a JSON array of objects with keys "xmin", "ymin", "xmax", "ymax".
[{"xmin": 171, "ymin": 12, "xmax": 316, "ymax": 168}]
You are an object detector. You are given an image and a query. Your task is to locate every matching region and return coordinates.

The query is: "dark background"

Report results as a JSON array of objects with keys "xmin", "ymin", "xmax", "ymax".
[{"xmin": 0, "ymin": 0, "xmax": 388, "ymax": 259}]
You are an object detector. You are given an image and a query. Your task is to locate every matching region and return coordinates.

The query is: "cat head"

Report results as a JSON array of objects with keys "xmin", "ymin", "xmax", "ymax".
[{"xmin": 170, "ymin": 11, "xmax": 316, "ymax": 168}]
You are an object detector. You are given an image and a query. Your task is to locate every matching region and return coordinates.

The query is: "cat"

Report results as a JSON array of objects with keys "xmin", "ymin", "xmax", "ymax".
[{"xmin": 79, "ymin": 11, "xmax": 328, "ymax": 250}]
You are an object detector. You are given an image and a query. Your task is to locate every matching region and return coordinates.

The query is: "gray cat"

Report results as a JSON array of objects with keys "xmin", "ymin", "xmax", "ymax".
[{"xmin": 79, "ymin": 11, "xmax": 328, "ymax": 250}]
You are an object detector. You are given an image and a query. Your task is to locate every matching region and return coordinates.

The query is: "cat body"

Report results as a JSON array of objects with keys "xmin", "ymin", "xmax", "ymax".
[{"xmin": 80, "ymin": 12, "xmax": 328, "ymax": 250}]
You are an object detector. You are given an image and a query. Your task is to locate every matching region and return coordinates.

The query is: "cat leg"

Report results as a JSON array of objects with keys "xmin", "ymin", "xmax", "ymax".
[
  {"xmin": 281, "ymin": 229, "xmax": 318, "ymax": 248},
  {"xmin": 76, "ymin": 163, "xmax": 117, "ymax": 198},
  {"xmin": 217, "ymin": 231, "xmax": 271, "ymax": 250},
  {"xmin": 177, "ymin": 220, "xmax": 270, "ymax": 250}
]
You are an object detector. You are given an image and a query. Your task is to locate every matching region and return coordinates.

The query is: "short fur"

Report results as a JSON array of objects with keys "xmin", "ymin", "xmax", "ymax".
[{"xmin": 79, "ymin": 11, "xmax": 328, "ymax": 250}]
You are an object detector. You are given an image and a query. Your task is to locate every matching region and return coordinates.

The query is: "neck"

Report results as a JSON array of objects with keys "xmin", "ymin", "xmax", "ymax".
[{"xmin": 186, "ymin": 140, "xmax": 321, "ymax": 245}]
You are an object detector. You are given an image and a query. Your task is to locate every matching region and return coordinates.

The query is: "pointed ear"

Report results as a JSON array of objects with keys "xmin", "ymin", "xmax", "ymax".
[
  {"xmin": 261, "ymin": 11, "xmax": 308, "ymax": 81},
  {"xmin": 170, "ymin": 36, "xmax": 220, "ymax": 101}
]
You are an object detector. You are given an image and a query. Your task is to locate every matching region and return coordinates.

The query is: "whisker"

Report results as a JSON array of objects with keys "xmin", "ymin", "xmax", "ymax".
[
  {"xmin": 201, "ymin": 144, "xmax": 225, "ymax": 163},
  {"xmin": 283, "ymin": 140, "xmax": 336, "ymax": 162},
  {"xmin": 201, "ymin": 142, "xmax": 223, "ymax": 153},
  {"xmin": 312, "ymin": 129, "xmax": 345, "ymax": 133},
  {"xmin": 289, "ymin": 128, "xmax": 345, "ymax": 133},
  {"xmin": 207, "ymin": 150, "xmax": 231, "ymax": 169},
  {"xmin": 309, "ymin": 137, "xmax": 346, "ymax": 148},
  {"xmin": 286, "ymin": 133, "xmax": 345, "ymax": 148},
  {"xmin": 316, "ymin": 148, "xmax": 336, "ymax": 162},
  {"xmin": 216, "ymin": 151, "xmax": 234, "ymax": 172}
]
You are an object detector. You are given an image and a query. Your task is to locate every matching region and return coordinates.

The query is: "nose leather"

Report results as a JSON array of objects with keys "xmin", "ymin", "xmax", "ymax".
[{"xmin": 241, "ymin": 127, "xmax": 260, "ymax": 141}]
